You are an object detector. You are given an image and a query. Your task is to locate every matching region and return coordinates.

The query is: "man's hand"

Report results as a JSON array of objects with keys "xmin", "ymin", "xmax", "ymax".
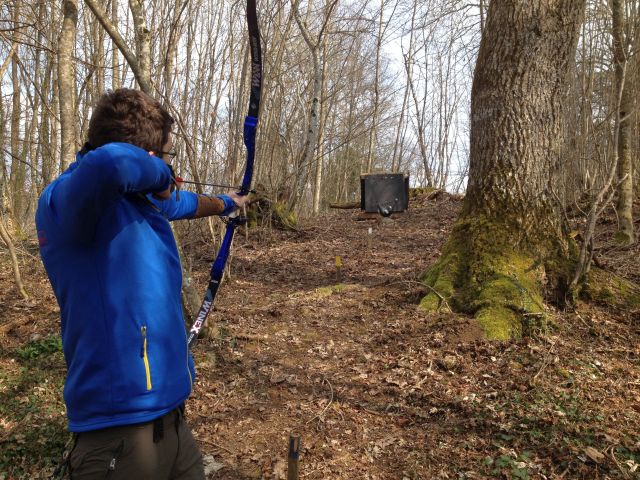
[{"xmin": 228, "ymin": 192, "xmax": 251, "ymax": 209}]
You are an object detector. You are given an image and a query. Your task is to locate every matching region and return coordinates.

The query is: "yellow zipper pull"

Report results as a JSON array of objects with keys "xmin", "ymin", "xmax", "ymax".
[{"xmin": 140, "ymin": 326, "xmax": 152, "ymax": 390}]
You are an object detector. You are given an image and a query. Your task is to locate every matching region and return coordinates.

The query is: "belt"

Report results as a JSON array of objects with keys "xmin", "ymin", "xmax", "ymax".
[{"xmin": 153, "ymin": 404, "xmax": 185, "ymax": 443}]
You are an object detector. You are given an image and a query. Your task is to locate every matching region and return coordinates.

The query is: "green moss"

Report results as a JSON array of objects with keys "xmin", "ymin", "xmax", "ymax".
[
  {"xmin": 418, "ymin": 292, "xmax": 446, "ymax": 312},
  {"xmin": 420, "ymin": 252, "xmax": 458, "ymax": 312},
  {"xmin": 423, "ymin": 210, "xmax": 639, "ymax": 339},
  {"xmin": 597, "ymin": 287, "xmax": 614, "ymax": 302},
  {"xmin": 246, "ymin": 204, "xmax": 259, "ymax": 228},
  {"xmin": 583, "ymin": 267, "xmax": 640, "ymax": 309},
  {"xmin": 245, "ymin": 198, "xmax": 298, "ymax": 230},
  {"xmin": 475, "ymin": 306, "xmax": 521, "ymax": 340},
  {"xmin": 614, "ymin": 230, "xmax": 632, "ymax": 245},
  {"xmin": 474, "ymin": 256, "xmax": 545, "ymax": 313},
  {"xmin": 522, "ymin": 313, "xmax": 552, "ymax": 337},
  {"xmin": 314, "ymin": 284, "xmax": 357, "ymax": 298},
  {"xmin": 272, "ymin": 201, "xmax": 298, "ymax": 230},
  {"xmin": 420, "ymin": 215, "xmax": 555, "ymax": 340},
  {"xmin": 409, "ymin": 187, "xmax": 438, "ymax": 198}
]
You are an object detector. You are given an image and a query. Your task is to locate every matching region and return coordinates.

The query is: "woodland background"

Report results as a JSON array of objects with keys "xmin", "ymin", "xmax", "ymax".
[{"xmin": 0, "ymin": 0, "xmax": 637, "ymax": 233}]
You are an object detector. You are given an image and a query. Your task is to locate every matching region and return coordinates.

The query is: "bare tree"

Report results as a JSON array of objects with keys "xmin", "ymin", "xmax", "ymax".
[{"xmin": 290, "ymin": 0, "xmax": 339, "ymax": 209}]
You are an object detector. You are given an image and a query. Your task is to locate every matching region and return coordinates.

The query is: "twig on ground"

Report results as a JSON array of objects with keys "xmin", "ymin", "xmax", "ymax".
[
  {"xmin": 381, "ymin": 279, "xmax": 453, "ymax": 313},
  {"xmin": 305, "ymin": 377, "xmax": 334, "ymax": 426},
  {"xmin": 573, "ymin": 310, "xmax": 592, "ymax": 329},
  {"xmin": 532, "ymin": 339, "xmax": 556, "ymax": 382},
  {"xmin": 198, "ymin": 438, "xmax": 235, "ymax": 455},
  {"xmin": 608, "ymin": 445, "xmax": 631, "ymax": 480}
]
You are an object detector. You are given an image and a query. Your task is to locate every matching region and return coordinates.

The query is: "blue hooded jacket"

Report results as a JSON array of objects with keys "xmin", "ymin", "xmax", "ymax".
[{"xmin": 35, "ymin": 142, "xmax": 233, "ymax": 432}]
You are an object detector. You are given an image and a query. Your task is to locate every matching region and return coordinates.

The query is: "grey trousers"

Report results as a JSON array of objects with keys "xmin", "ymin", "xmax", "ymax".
[{"xmin": 68, "ymin": 407, "xmax": 205, "ymax": 480}]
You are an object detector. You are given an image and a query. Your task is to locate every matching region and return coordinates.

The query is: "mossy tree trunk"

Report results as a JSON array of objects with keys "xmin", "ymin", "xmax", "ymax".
[{"xmin": 420, "ymin": 0, "xmax": 586, "ymax": 339}]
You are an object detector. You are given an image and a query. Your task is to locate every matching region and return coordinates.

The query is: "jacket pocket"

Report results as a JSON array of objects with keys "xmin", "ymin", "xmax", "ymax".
[{"xmin": 140, "ymin": 326, "xmax": 152, "ymax": 391}]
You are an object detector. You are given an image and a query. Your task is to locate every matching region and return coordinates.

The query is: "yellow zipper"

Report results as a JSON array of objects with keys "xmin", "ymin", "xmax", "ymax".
[{"xmin": 140, "ymin": 326, "xmax": 152, "ymax": 391}]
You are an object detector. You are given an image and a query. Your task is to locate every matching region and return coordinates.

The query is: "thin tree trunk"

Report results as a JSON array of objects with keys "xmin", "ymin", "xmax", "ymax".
[
  {"xmin": 291, "ymin": 1, "xmax": 321, "ymax": 209},
  {"xmin": 290, "ymin": 0, "xmax": 337, "ymax": 209},
  {"xmin": 111, "ymin": 0, "xmax": 121, "ymax": 89},
  {"xmin": 128, "ymin": 0, "xmax": 151, "ymax": 94},
  {"xmin": 392, "ymin": 0, "xmax": 417, "ymax": 174},
  {"xmin": 9, "ymin": 1, "xmax": 24, "ymax": 227},
  {"xmin": 366, "ymin": 0, "xmax": 385, "ymax": 173},
  {"xmin": 59, "ymin": 0, "xmax": 78, "ymax": 171},
  {"xmin": 405, "ymin": 55, "xmax": 434, "ymax": 187},
  {"xmin": 0, "ymin": 208, "xmax": 28, "ymax": 300},
  {"xmin": 312, "ymin": 39, "xmax": 329, "ymax": 214},
  {"xmin": 612, "ymin": 0, "xmax": 634, "ymax": 244}
]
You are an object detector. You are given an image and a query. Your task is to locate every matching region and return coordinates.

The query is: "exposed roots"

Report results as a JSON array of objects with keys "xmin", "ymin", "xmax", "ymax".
[
  {"xmin": 419, "ymin": 216, "xmax": 557, "ymax": 340},
  {"xmin": 420, "ymin": 215, "xmax": 639, "ymax": 340}
]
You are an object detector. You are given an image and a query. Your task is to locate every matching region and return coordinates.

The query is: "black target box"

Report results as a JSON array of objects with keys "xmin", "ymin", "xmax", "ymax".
[{"xmin": 360, "ymin": 173, "xmax": 409, "ymax": 213}]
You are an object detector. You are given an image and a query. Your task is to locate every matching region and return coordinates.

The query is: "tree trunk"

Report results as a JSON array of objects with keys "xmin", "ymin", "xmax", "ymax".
[
  {"xmin": 84, "ymin": 0, "xmax": 152, "ymax": 94},
  {"xmin": 0, "ymin": 210, "xmax": 29, "ymax": 300},
  {"xmin": 58, "ymin": 0, "xmax": 78, "ymax": 171},
  {"xmin": 612, "ymin": 0, "xmax": 634, "ymax": 245},
  {"xmin": 366, "ymin": 0, "xmax": 385, "ymax": 173},
  {"xmin": 420, "ymin": 0, "xmax": 586, "ymax": 340},
  {"xmin": 312, "ymin": 39, "xmax": 329, "ymax": 214},
  {"xmin": 291, "ymin": 3, "xmax": 321, "ymax": 209},
  {"xmin": 9, "ymin": 1, "xmax": 25, "ymax": 228},
  {"xmin": 391, "ymin": 0, "xmax": 416, "ymax": 174},
  {"xmin": 129, "ymin": 0, "xmax": 151, "ymax": 94},
  {"xmin": 111, "ymin": 0, "xmax": 121, "ymax": 90}
]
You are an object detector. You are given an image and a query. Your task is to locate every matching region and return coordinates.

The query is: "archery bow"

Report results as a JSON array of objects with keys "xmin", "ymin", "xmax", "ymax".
[{"xmin": 187, "ymin": 0, "xmax": 262, "ymax": 347}]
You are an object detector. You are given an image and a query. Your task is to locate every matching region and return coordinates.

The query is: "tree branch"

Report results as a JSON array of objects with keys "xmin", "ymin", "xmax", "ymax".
[{"xmin": 83, "ymin": 0, "xmax": 152, "ymax": 94}]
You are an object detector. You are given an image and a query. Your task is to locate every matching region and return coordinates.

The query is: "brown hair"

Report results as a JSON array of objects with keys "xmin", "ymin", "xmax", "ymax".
[{"xmin": 87, "ymin": 89, "xmax": 174, "ymax": 153}]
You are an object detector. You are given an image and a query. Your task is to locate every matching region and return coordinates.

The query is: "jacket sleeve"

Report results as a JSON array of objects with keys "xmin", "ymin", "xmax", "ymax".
[
  {"xmin": 149, "ymin": 192, "xmax": 237, "ymax": 221},
  {"xmin": 149, "ymin": 190, "xmax": 199, "ymax": 221},
  {"xmin": 47, "ymin": 143, "xmax": 172, "ymax": 242}
]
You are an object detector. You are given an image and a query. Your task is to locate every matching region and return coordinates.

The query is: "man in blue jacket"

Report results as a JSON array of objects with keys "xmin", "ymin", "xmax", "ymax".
[{"xmin": 36, "ymin": 89, "xmax": 246, "ymax": 479}]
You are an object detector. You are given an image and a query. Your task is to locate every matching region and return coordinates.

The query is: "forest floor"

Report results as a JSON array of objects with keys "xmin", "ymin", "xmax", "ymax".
[{"xmin": 0, "ymin": 192, "xmax": 639, "ymax": 480}]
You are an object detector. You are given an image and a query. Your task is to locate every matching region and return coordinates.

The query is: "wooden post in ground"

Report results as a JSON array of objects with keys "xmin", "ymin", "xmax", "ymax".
[{"xmin": 287, "ymin": 434, "xmax": 301, "ymax": 480}]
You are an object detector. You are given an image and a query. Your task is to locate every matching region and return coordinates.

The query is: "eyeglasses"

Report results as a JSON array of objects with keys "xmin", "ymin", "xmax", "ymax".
[{"xmin": 158, "ymin": 150, "xmax": 177, "ymax": 159}]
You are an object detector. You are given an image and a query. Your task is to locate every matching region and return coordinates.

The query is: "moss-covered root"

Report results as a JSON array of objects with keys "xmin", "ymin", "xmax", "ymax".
[
  {"xmin": 475, "ymin": 306, "xmax": 520, "ymax": 340},
  {"xmin": 246, "ymin": 198, "xmax": 298, "ymax": 230},
  {"xmin": 582, "ymin": 267, "xmax": 640, "ymax": 310},
  {"xmin": 418, "ymin": 252, "xmax": 459, "ymax": 313},
  {"xmin": 419, "ymin": 246, "xmax": 547, "ymax": 340}
]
